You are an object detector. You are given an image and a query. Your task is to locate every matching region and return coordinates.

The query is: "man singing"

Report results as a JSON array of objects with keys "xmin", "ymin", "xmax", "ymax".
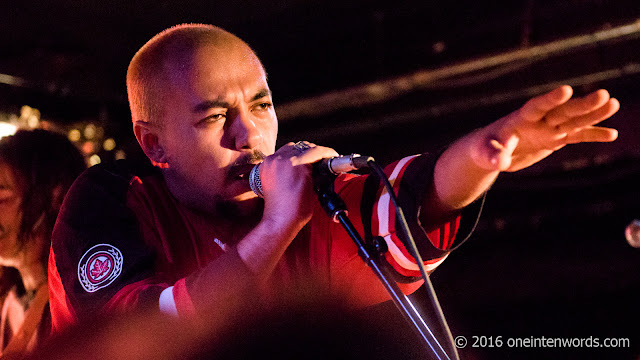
[{"xmin": 48, "ymin": 23, "xmax": 620, "ymax": 331}]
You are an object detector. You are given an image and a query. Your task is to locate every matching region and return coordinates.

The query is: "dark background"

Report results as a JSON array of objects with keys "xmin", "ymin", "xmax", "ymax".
[{"xmin": 1, "ymin": 1, "xmax": 639, "ymax": 358}]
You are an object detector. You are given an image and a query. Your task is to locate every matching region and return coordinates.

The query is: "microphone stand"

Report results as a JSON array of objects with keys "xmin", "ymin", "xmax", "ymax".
[{"xmin": 313, "ymin": 166, "xmax": 458, "ymax": 360}]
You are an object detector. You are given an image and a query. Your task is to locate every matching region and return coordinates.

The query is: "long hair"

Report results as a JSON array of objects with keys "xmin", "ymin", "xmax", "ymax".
[{"xmin": 0, "ymin": 129, "xmax": 86, "ymax": 266}]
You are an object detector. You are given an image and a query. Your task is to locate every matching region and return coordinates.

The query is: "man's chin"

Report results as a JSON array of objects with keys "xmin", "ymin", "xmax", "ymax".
[
  {"xmin": 217, "ymin": 193, "xmax": 263, "ymax": 219},
  {"xmin": 232, "ymin": 189, "xmax": 259, "ymax": 202}
]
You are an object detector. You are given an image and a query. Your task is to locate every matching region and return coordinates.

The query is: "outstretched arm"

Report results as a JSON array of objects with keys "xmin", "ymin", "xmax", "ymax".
[{"xmin": 423, "ymin": 85, "xmax": 620, "ymax": 225}]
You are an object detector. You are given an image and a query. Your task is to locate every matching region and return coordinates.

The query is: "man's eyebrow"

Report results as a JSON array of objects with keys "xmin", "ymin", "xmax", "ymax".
[
  {"xmin": 251, "ymin": 88, "xmax": 272, "ymax": 102},
  {"xmin": 191, "ymin": 89, "xmax": 272, "ymax": 113},
  {"xmin": 192, "ymin": 99, "xmax": 230, "ymax": 113}
]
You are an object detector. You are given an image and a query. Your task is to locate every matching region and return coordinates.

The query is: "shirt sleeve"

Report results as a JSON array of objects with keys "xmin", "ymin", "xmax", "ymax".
[
  {"xmin": 48, "ymin": 164, "xmax": 167, "ymax": 332},
  {"xmin": 48, "ymin": 163, "xmax": 257, "ymax": 332},
  {"xmin": 362, "ymin": 153, "xmax": 483, "ymax": 280},
  {"xmin": 318, "ymin": 153, "xmax": 483, "ymax": 306}
]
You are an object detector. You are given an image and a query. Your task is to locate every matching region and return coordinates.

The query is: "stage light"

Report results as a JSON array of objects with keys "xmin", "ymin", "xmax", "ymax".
[
  {"xmin": 68, "ymin": 129, "xmax": 81, "ymax": 142},
  {"xmin": 84, "ymin": 124, "xmax": 97, "ymax": 140},
  {"xmin": 81, "ymin": 141, "xmax": 97, "ymax": 155},
  {"xmin": 115, "ymin": 150, "xmax": 126, "ymax": 160},
  {"xmin": 0, "ymin": 122, "xmax": 17, "ymax": 138},
  {"xmin": 103, "ymin": 138, "xmax": 116, "ymax": 151},
  {"xmin": 20, "ymin": 105, "xmax": 41, "ymax": 129},
  {"xmin": 89, "ymin": 154, "xmax": 101, "ymax": 166},
  {"xmin": 27, "ymin": 115, "xmax": 39, "ymax": 129}
]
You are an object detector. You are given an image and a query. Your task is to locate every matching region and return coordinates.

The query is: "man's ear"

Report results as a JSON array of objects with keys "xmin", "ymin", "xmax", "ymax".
[{"xmin": 133, "ymin": 121, "xmax": 168, "ymax": 167}]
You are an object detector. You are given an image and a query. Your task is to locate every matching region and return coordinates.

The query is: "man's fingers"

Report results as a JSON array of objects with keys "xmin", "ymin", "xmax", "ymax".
[
  {"xmin": 543, "ymin": 89, "xmax": 611, "ymax": 126},
  {"xmin": 557, "ymin": 98, "xmax": 620, "ymax": 133},
  {"xmin": 565, "ymin": 126, "xmax": 619, "ymax": 144},
  {"xmin": 519, "ymin": 85, "xmax": 573, "ymax": 122},
  {"xmin": 276, "ymin": 142, "xmax": 339, "ymax": 160},
  {"xmin": 296, "ymin": 145, "xmax": 340, "ymax": 163}
]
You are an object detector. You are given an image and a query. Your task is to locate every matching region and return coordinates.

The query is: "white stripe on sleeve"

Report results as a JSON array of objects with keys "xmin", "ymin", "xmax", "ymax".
[
  {"xmin": 159, "ymin": 286, "xmax": 178, "ymax": 317},
  {"xmin": 383, "ymin": 234, "xmax": 448, "ymax": 272},
  {"xmin": 377, "ymin": 155, "xmax": 418, "ymax": 236}
]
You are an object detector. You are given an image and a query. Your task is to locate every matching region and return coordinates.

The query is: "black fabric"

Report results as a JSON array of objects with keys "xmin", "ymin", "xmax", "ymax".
[
  {"xmin": 51, "ymin": 162, "xmax": 162, "ymax": 322},
  {"xmin": 359, "ymin": 153, "xmax": 484, "ymax": 281}
]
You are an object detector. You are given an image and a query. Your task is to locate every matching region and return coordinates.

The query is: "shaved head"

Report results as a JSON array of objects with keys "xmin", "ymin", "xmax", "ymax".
[
  {"xmin": 125, "ymin": 23, "xmax": 276, "ymax": 216},
  {"xmin": 126, "ymin": 23, "xmax": 261, "ymax": 126}
]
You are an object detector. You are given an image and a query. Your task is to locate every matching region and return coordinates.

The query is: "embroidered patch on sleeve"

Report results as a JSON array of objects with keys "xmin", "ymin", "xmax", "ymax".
[{"xmin": 78, "ymin": 244, "xmax": 124, "ymax": 293}]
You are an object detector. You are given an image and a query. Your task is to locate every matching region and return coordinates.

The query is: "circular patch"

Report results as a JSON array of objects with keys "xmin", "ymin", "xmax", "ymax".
[{"xmin": 78, "ymin": 244, "xmax": 124, "ymax": 293}]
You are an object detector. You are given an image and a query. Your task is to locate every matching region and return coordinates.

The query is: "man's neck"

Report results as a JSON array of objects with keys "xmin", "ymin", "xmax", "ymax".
[
  {"xmin": 180, "ymin": 196, "xmax": 264, "ymax": 245},
  {"xmin": 161, "ymin": 170, "xmax": 264, "ymax": 243}
]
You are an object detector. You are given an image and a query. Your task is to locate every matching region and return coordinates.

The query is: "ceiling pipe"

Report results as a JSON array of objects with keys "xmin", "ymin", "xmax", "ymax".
[
  {"xmin": 281, "ymin": 63, "xmax": 640, "ymax": 141},
  {"xmin": 276, "ymin": 19, "xmax": 640, "ymax": 122}
]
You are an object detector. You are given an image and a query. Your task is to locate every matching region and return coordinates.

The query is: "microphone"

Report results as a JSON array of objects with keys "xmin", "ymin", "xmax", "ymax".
[
  {"xmin": 248, "ymin": 154, "xmax": 374, "ymax": 198},
  {"xmin": 318, "ymin": 154, "xmax": 374, "ymax": 175}
]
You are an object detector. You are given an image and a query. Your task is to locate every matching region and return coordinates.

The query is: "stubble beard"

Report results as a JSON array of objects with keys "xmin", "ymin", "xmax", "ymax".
[{"xmin": 215, "ymin": 148, "xmax": 267, "ymax": 221}]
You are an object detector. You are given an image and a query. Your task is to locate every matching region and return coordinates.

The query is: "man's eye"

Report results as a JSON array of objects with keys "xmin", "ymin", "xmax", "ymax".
[
  {"xmin": 254, "ymin": 102, "xmax": 273, "ymax": 111},
  {"xmin": 199, "ymin": 114, "xmax": 226, "ymax": 125}
]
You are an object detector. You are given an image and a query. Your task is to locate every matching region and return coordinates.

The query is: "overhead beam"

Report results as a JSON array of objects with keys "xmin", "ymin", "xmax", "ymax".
[
  {"xmin": 276, "ymin": 20, "xmax": 640, "ymax": 122},
  {"xmin": 282, "ymin": 63, "xmax": 640, "ymax": 141}
]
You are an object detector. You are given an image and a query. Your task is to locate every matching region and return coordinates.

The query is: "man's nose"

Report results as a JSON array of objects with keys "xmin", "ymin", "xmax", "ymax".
[{"xmin": 231, "ymin": 112, "xmax": 263, "ymax": 150}]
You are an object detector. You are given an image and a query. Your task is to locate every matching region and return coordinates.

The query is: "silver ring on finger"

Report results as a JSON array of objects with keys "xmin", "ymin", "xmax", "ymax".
[{"xmin": 293, "ymin": 141, "xmax": 311, "ymax": 153}]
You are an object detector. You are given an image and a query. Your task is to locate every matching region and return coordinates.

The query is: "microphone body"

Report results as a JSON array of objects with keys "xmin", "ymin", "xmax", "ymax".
[
  {"xmin": 248, "ymin": 154, "xmax": 373, "ymax": 198},
  {"xmin": 319, "ymin": 154, "xmax": 374, "ymax": 175}
]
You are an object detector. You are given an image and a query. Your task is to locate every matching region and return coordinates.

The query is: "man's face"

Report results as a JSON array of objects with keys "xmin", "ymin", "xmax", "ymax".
[
  {"xmin": 0, "ymin": 162, "xmax": 23, "ymax": 265},
  {"xmin": 158, "ymin": 41, "xmax": 277, "ymax": 217}
]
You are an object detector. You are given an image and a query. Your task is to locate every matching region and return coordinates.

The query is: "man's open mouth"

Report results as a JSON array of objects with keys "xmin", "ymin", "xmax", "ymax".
[{"xmin": 229, "ymin": 163, "xmax": 257, "ymax": 182}]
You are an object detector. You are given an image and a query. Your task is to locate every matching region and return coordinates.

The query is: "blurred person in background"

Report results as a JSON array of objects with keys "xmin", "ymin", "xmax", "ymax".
[{"xmin": 0, "ymin": 129, "xmax": 86, "ymax": 358}]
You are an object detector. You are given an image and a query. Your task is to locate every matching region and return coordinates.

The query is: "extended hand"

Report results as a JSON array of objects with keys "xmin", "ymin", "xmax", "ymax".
[{"xmin": 472, "ymin": 85, "xmax": 620, "ymax": 172}]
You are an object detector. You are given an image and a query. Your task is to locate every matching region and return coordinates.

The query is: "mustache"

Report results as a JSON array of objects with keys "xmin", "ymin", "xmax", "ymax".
[{"xmin": 233, "ymin": 150, "xmax": 267, "ymax": 166}]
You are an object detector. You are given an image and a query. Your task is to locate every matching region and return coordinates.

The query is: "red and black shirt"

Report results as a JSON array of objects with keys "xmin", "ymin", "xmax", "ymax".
[{"xmin": 48, "ymin": 154, "xmax": 483, "ymax": 332}]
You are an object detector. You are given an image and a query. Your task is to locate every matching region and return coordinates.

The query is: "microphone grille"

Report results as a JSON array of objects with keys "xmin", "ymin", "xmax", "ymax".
[{"xmin": 248, "ymin": 164, "xmax": 263, "ymax": 198}]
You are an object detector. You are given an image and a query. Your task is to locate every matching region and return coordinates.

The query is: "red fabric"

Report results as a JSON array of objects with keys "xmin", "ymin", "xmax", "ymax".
[
  {"xmin": 369, "ymin": 157, "xmax": 462, "ymax": 278},
  {"xmin": 103, "ymin": 279, "xmax": 168, "ymax": 312},
  {"xmin": 47, "ymin": 245, "xmax": 75, "ymax": 333},
  {"xmin": 49, "ymin": 154, "xmax": 479, "ymax": 330},
  {"xmin": 172, "ymin": 278, "xmax": 196, "ymax": 318}
]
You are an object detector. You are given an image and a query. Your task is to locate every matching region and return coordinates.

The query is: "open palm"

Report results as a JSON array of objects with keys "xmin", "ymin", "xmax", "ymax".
[{"xmin": 478, "ymin": 86, "xmax": 620, "ymax": 172}]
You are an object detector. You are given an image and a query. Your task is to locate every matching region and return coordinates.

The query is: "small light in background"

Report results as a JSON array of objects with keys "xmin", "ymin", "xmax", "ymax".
[
  {"xmin": 103, "ymin": 138, "xmax": 116, "ymax": 151},
  {"xmin": 20, "ymin": 105, "xmax": 41, "ymax": 129},
  {"xmin": 68, "ymin": 129, "xmax": 81, "ymax": 142},
  {"xmin": 20, "ymin": 105, "xmax": 32, "ymax": 118},
  {"xmin": 115, "ymin": 150, "xmax": 126, "ymax": 160},
  {"xmin": 40, "ymin": 120, "xmax": 52, "ymax": 130},
  {"xmin": 84, "ymin": 123, "xmax": 97, "ymax": 140},
  {"xmin": 81, "ymin": 141, "xmax": 96, "ymax": 155},
  {"xmin": 27, "ymin": 115, "xmax": 39, "ymax": 129},
  {"xmin": 0, "ymin": 122, "xmax": 17, "ymax": 138},
  {"xmin": 432, "ymin": 41, "xmax": 446, "ymax": 54},
  {"xmin": 89, "ymin": 154, "xmax": 101, "ymax": 166}
]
